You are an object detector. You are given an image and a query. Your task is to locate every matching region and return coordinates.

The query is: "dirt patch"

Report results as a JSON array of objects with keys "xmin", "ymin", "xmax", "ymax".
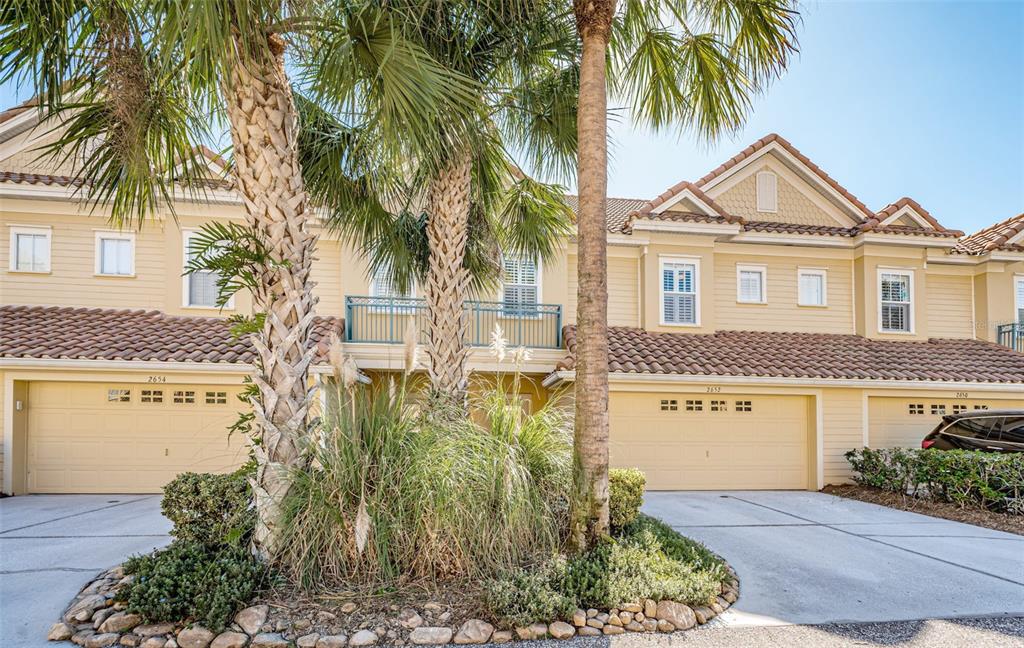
[{"xmin": 822, "ymin": 484, "xmax": 1023, "ymax": 536}]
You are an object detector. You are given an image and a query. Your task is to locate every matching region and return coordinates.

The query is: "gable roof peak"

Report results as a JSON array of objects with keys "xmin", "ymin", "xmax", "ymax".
[
  {"xmin": 955, "ymin": 212, "xmax": 1024, "ymax": 255},
  {"xmin": 862, "ymin": 196, "xmax": 962, "ymax": 237}
]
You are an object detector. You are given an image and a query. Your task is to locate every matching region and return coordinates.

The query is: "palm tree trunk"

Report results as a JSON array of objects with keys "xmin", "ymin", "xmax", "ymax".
[
  {"xmin": 568, "ymin": 0, "xmax": 616, "ymax": 552},
  {"xmin": 424, "ymin": 151, "xmax": 473, "ymax": 402},
  {"xmin": 222, "ymin": 34, "xmax": 318, "ymax": 560}
]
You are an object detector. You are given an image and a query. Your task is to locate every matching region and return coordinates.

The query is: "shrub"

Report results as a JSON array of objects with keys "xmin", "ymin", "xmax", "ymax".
[
  {"xmin": 609, "ymin": 468, "xmax": 646, "ymax": 532},
  {"xmin": 118, "ymin": 542, "xmax": 264, "ymax": 632},
  {"xmin": 846, "ymin": 447, "xmax": 1024, "ymax": 513},
  {"xmin": 161, "ymin": 469, "xmax": 254, "ymax": 547},
  {"xmin": 484, "ymin": 557, "xmax": 575, "ymax": 628}
]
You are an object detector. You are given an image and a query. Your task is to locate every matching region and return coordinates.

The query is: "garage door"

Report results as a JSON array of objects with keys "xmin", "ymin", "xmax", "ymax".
[
  {"xmin": 869, "ymin": 396, "xmax": 1024, "ymax": 449},
  {"xmin": 27, "ymin": 382, "xmax": 248, "ymax": 493},
  {"xmin": 609, "ymin": 392, "xmax": 809, "ymax": 490}
]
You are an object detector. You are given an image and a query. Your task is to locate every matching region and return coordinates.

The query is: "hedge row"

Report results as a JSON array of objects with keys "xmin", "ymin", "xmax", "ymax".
[{"xmin": 845, "ymin": 447, "xmax": 1024, "ymax": 514}]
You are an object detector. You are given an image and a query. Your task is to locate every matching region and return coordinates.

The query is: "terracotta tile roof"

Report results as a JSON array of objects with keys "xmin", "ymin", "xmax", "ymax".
[
  {"xmin": 623, "ymin": 181, "xmax": 742, "ymax": 230},
  {"xmin": 0, "ymin": 171, "xmax": 82, "ymax": 186},
  {"xmin": 0, "ymin": 305, "xmax": 343, "ymax": 365},
  {"xmin": 557, "ymin": 326, "xmax": 1024, "ymax": 384},
  {"xmin": 861, "ymin": 197, "xmax": 963, "ymax": 237},
  {"xmin": 0, "ymin": 96, "xmax": 37, "ymax": 126},
  {"xmin": 955, "ymin": 213, "xmax": 1024, "ymax": 254},
  {"xmin": 742, "ymin": 221, "xmax": 856, "ymax": 237},
  {"xmin": 563, "ymin": 195, "xmax": 648, "ymax": 232}
]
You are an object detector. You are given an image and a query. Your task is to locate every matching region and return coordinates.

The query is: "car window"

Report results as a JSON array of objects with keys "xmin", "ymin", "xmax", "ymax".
[
  {"xmin": 947, "ymin": 416, "xmax": 1000, "ymax": 440},
  {"xmin": 998, "ymin": 416, "xmax": 1024, "ymax": 444}
]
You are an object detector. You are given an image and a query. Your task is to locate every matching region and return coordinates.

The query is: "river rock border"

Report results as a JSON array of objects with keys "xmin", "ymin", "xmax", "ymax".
[{"xmin": 49, "ymin": 566, "xmax": 740, "ymax": 647}]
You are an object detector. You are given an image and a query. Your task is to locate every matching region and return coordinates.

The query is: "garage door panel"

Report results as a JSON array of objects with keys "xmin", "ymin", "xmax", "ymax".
[
  {"xmin": 27, "ymin": 381, "xmax": 247, "ymax": 494},
  {"xmin": 869, "ymin": 397, "xmax": 1024, "ymax": 449}
]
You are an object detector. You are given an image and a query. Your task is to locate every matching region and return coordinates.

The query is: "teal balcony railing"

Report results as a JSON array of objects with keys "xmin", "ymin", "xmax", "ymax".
[
  {"xmin": 996, "ymin": 322, "xmax": 1023, "ymax": 353},
  {"xmin": 344, "ymin": 296, "xmax": 563, "ymax": 349}
]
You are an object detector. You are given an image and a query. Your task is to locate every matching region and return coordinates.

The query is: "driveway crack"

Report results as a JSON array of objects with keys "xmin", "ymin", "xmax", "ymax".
[{"xmin": 0, "ymin": 496, "xmax": 157, "ymax": 535}]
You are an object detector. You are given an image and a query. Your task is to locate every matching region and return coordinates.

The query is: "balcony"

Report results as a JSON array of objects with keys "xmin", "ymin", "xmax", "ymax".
[
  {"xmin": 996, "ymin": 322, "xmax": 1023, "ymax": 353},
  {"xmin": 344, "ymin": 296, "xmax": 563, "ymax": 349}
]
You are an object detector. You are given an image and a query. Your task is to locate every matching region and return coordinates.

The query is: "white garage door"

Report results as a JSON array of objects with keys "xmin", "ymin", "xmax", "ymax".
[
  {"xmin": 27, "ymin": 381, "xmax": 248, "ymax": 493},
  {"xmin": 609, "ymin": 392, "xmax": 809, "ymax": 490},
  {"xmin": 869, "ymin": 396, "xmax": 1024, "ymax": 449}
]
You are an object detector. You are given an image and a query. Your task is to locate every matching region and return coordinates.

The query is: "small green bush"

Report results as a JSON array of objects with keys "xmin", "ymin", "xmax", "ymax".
[
  {"xmin": 484, "ymin": 557, "xmax": 575, "ymax": 628},
  {"xmin": 609, "ymin": 468, "xmax": 646, "ymax": 532},
  {"xmin": 118, "ymin": 542, "xmax": 264, "ymax": 632},
  {"xmin": 846, "ymin": 447, "xmax": 1024, "ymax": 513},
  {"xmin": 162, "ymin": 470, "xmax": 254, "ymax": 547}
]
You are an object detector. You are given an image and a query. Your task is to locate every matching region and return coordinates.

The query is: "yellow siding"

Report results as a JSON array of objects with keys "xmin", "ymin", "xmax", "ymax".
[
  {"xmin": 0, "ymin": 371, "xmax": 5, "ymax": 492},
  {"xmin": 713, "ymin": 253, "xmax": 854, "ymax": 333},
  {"xmin": 566, "ymin": 253, "xmax": 639, "ymax": 327},
  {"xmin": 0, "ymin": 128, "xmax": 80, "ymax": 176},
  {"xmin": 926, "ymin": 273, "xmax": 974, "ymax": 339},
  {"xmin": 312, "ymin": 238, "xmax": 343, "ymax": 316},
  {"xmin": 711, "ymin": 167, "xmax": 841, "ymax": 226},
  {"xmin": 821, "ymin": 389, "xmax": 863, "ymax": 485}
]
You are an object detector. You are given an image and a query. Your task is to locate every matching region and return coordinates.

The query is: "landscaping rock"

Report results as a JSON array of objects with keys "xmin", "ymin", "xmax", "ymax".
[
  {"xmin": 585, "ymin": 609, "xmax": 597, "ymax": 619},
  {"xmin": 621, "ymin": 603, "xmax": 642, "ymax": 614},
  {"xmin": 641, "ymin": 619, "xmax": 657, "ymax": 633},
  {"xmin": 577, "ymin": 627, "xmax": 601, "ymax": 637},
  {"xmin": 643, "ymin": 599, "xmax": 657, "ymax": 619},
  {"xmin": 547, "ymin": 622, "xmax": 574, "ymax": 640},
  {"xmin": 619, "ymin": 612, "xmax": 633, "ymax": 624},
  {"xmin": 120, "ymin": 635, "xmax": 142, "ymax": 647},
  {"xmin": 595, "ymin": 613, "xmax": 609, "ymax": 624},
  {"xmin": 316, "ymin": 636, "xmax": 348, "ymax": 648},
  {"xmin": 422, "ymin": 603, "xmax": 444, "ymax": 613},
  {"xmin": 693, "ymin": 607, "xmax": 713, "ymax": 625},
  {"xmin": 297, "ymin": 633, "xmax": 321, "ymax": 648},
  {"xmin": 398, "ymin": 609, "xmax": 424, "ymax": 630},
  {"xmin": 409, "ymin": 627, "xmax": 453, "ymax": 645},
  {"xmin": 49, "ymin": 622, "xmax": 76, "ymax": 641},
  {"xmin": 100, "ymin": 613, "xmax": 142, "ymax": 634},
  {"xmin": 140, "ymin": 638, "xmax": 167, "ymax": 648},
  {"xmin": 235, "ymin": 606, "xmax": 269, "ymax": 636},
  {"xmin": 66, "ymin": 595, "xmax": 108, "ymax": 623},
  {"xmin": 93, "ymin": 608, "xmax": 115, "ymax": 628},
  {"xmin": 607, "ymin": 614, "xmax": 622, "ymax": 627},
  {"xmin": 166, "ymin": 640, "xmax": 180, "ymax": 648},
  {"xmin": 656, "ymin": 620, "xmax": 674, "ymax": 633},
  {"xmin": 454, "ymin": 619, "xmax": 493, "ymax": 644},
  {"xmin": 585, "ymin": 619, "xmax": 603, "ymax": 629},
  {"xmin": 634, "ymin": 612, "xmax": 645, "ymax": 622},
  {"xmin": 571, "ymin": 610, "xmax": 586, "ymax": 627},
  {"xmin": 349, "ymin": 630, "xmax": 378, "ymax": 647},
  {"xmin": 294, "ymin": 619, "xmax": 313, "ymax": 632},
  {"xmin": 625, "ymin": 621, "xmax": 644, "ymax": 632},
  {"xmin": 717, "ymin": 596, "xmax": 730, "ymax": 610},
  {"xmin": 251, "ymin": 634, "xmax": 289, "ymax": 648},
  {"xmin": 210, "ymin": 631, "xmax": 249, "ymax": 648},
  {"xmin": 602, "ymin": 626, "xmax": 624, "ymax": 636},
  {"xmin": 71, "ymin": 629, "xmax": 95, "ymax": 646},
  {"xmin": 490, "ymin": 631, "xmax": 512, "ymax": 644},
  {"xmin": 177, "ymin": 627, "xmax": 215, "ymax": 648},
  {"xmin": 656, "ymin": 601, "xmax": 696, "ymax": 630},
  {"xmin": 86, "ymin": 634, "xmax": 120, "ymax": 648},
  {"xmin": 340, "ymin": 603, "xmax": 358, "ymax": 615},
  {"xmin": 723, "ymin": 590, "xmax": 737, "ymax": 603},
  {"xmin": 136, "ymin": 624, "xmax": 176, "ymax": 637}
]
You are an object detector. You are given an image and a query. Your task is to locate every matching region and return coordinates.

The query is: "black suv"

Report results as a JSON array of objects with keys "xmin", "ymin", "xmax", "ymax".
[{"xmin": 921, "ymin": 410, "xmax": 1024, "ymax": 453}]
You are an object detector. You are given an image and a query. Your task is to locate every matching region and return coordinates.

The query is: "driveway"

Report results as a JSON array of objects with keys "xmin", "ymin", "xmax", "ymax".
[
  {"xmin": 0, "ymin": 495, "xmax": 170, "ymax": 648},
  {"xmin": 643, "ymin": 491, "xmax": 1024, "ymax": 626}
]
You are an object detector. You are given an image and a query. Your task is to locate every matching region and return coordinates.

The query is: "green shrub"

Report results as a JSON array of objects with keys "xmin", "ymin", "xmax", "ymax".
[
  {"xmin": 162, "ymin": 469, "xmax": 254, "ymax": 547},
  {"xmin": 118, "ymin": 542, "xmax": 264, "ymax": 632},
  {"xmin": 625, "ymin": 514, "xmax": 727, "ymax": 575},
  {"xmin": 484, "ymin": 557, "xmax": 575, "ymax": 628},
  {"xmin": 846, "ymin": 447, "xmax": 1024, "ymax": 513},
  {"xmin": 609, "ymin": 468, "xmax": 646, "ymax": 532}
]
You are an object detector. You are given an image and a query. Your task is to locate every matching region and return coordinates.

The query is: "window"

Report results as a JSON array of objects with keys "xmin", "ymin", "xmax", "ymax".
[
  {"xmin": 953, "ymin": 404, "xmax": 968, "ymax": 414},
  {"xmin": 736, "ymin": 265, "xmax": 766, "ymax": 304},
  {"xmin": 1016, "ymin": 276, "xmax": 1024, "ymax": 323},
  {"xmin": 173, "ymin": 390, "xmax": 196, "ymax": 404},
  {"xmin": 735, "ymin": 400, "xmax": 752, "ymax": 412},
  {"xmin": 183, "ymin": 231, "xmax": 227, "ymax": 308},
  {"xmin": 879, "ymin": 271, "xmax": 913, "ymax": 333},
  {"xmin": 974, "ymin": 404, "xmax": 989, "ymax": 410},
  {"xmin": 931, "ymin": 404, "xmax": 946, "ymax": 415},
  {"xmin": 95, "ymin": 232, "xmax": 134, "ymax": 276},
  {"xmin": 798, "ymin": 268, "xmax": 827, "ymax": 307},
  {"xmin": 685, "ymin": 399, "xmax": 703, "ymax": 411},
  {"xmin": 756, "ymin": 171, "xmax": 777, "ymax": 213},
  {"xmin": 660, "ymin": 399, "xmax": 678, "ymax": 412},
  {"xmin": 140, "ymin": 389, "xmax": 163, "ymax": 403},
  {"xmin": 661, "ymin": 259, "xmax": 698, "ymax": 325},
  {"xmin": 370, "ymin": 263, "xmax": 414, "ymax": 300},
  {"xmin": 205, "ymin": 391, "xmax": 228, "ymax": 405},
  {"xmin": 710, "ymin": 400, "xmax": 728, "ymax": 412},
  {"xmin": 9, "ymin": 226, "xmax": 51, "ymax": 272},
  {"xmin": 908, "ymin": 403, "xmax": 924, "ymax": 415},
  {"xmin": 107, "ymin": 389, "xmax": 131, "ymax": 403},
  {"xmin": 502, "ymin": 255, "xmax": 540, "ymax": 315}
]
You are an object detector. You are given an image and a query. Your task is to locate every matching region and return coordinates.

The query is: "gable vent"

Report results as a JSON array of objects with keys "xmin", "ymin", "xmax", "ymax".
[{"xmin": 756, "ymin": 171, "xmax": 777, "ymax": 213}]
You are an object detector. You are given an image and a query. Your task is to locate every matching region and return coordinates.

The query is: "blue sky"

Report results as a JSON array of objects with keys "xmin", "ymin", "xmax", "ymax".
[{"xmin": 1, "ymin": 1, "xmax": 1021, "ymax": 234}]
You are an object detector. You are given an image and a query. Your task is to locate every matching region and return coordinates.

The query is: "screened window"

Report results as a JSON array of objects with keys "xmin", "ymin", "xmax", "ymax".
[
  {"xmin": 97, "ymin": 235, "xmax": 133, "ymax": 276},
  {"xmin": 756, "ymin": 171, "xmax": 778, "ymax": 212},
  {"xmin": 798, "ymin": 269, "xmax": 827, "ymax": 306},
  {"xmin": 737, "ymin": 265, "xmax": 766, "ymax": 303},
  {"xmin": 880, "ymin": 272, "xmax": 912, "ymax": 332},
  {"xmin": 662, "ymin": 261, "xmax": 698, "ymax": 324},
  {"xmin": 502, "ymin": 256, "xmax": 539, "ymax": 315},
  {"xmin": 10, "ymin": 227, "xmax": 50, "ymax": 272},
  {"xmin": 184, "ymin": 232, "xmax": 221, "ymax": 308}
]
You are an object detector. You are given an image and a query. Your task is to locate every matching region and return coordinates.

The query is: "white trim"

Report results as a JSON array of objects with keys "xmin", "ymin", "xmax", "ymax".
[
  {"xmin": 650, "ymin": 186, "xmax": 720, "ymax": 217},
  {"xmin": 879, "ymin": 204, "xmax": 933, "ymax": 229},
  {"xmin": 1008, "ymin": 229, "xmax": 1024, "ymax": 246},
  {"xmin": 0, "ymin": 357, "xmax": 252, "ymax": 372},
  {"xmin": 1015, "ymin": 274, "xmax": 1024, "ymax": 322},
  {"xmin": 756, "ymin": 171, "xmax": 778, "ymax": 213},
  {"xmin": 797, "ymin": 267, "xmax": 828, "ymax": 307},
  {"xmin": 499, "ymin": 254, "xmax": 543, "ymax": 312},
  {"xmin": 729, "ymin": 232, "xmax": 854, "ymax": 248},
  {"xmin": 0, "ymin": 181, "xmax": 241, "ymax": 205},
  {"xmin": 659, "ymin": 255, "xmax": 701, "ymax": 327},
  {"xmin": 607, "ymin": 233, "xmax": 649, "ymax": 246},
  {"xmin": 630, "ymin": 220, "xmax": 741, "ymax": 236},
  {"xmin": 736, "ymin": 263, "xmax": 767, "ymax": 304},
  {"xmin": 93, "ymin": 230, "xmax": 136, "ymax": 277},
  {"xmin": 181, "ymin": 229, "xmax": 235, "ymax": 310},
  {"xmin": 858, "ymin": 232, "xmax": 958, "ymax": 248},
  {"xmin": 814, "ymin": 390, "xmax": 824, "ymax": 490},
  {"xmin": 861, "ymin": 392, "xmax": 870, "ymax": 447},
  {"xmin": 877, "ymin": 268, "xmax": 915, "ymax": 334},
  {"xmin": 3, "ymin": 374, "xmax": 12, "ymax": 494},
  {"xmin": 8, "ymin": 225, "xmax": 52, "ymax": 273}
]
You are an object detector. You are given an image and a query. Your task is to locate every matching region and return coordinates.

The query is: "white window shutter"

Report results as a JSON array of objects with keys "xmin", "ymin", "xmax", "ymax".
[{"xmin": 756, "ymin": 171, "xmax": 777, "ymax": 213}]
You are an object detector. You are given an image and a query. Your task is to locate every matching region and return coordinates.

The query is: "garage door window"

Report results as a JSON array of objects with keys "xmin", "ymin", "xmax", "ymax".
[
  {"xmin": 140, "ymin": 389, "xmax": 163, "ymax": 403},
  {"xmin": 685, "ymin": 399, "xmax": 703, "ymax": 411},
  {"xmin": 107, "ymin": 388, "xmax": 131, "ymax": 403},
  {"xmin": 735, "ymin": 400, "xmax": 752, "ymax": 412},
  {"xmin": 710, "ymin": 400, "xmax": 728, "ymax": 412},
  {"xmin": 660, "ymin": 399, "xmax": 678, "ymax": 411},
  {"xmin": 205, "ymin": 391, "xmax": 228, "ymax": 405},
  {"xmin": 953, "ymin": 404, "xmax": 967, "ymax": 413},
  {"xmin": 931, "ymin": 404, "xmax": 946, "ymax": 415},
  {"xmin": 173, "ymin": 390, "xmax": 196, "ymax": 404},
  {"xmin": 908, "ymin": 403, "xmax": 924, "ymax": 415}
]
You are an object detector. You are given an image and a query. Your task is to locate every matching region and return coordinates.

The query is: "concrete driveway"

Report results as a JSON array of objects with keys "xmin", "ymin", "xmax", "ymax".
[
  {"xmin": 643, "ymin": 491, "xmax": 1024, "ymax": 626},
  {"xmin": 0, "ymin": 495, "xmax": 170, "ymax": 648}
]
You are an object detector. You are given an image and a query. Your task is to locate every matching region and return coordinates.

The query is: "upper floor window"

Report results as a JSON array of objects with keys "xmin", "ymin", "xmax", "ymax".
[
  {"xmin": 736, "ymin": 264, "xmax": 766, "ymax": 304},
  {"xmin": 95, "ymin": 232, "xmax": 134, "ymax": 276},
  {"xmin": 502, "ymin": 255, "xmax": 540, "ymax": 315},
  {"xmin": 9, "ymin": 225, "xmax": 51, "ymax": 272},
  {"xmin": 756, "ymin": 171, "xmax": 777, "ymax": 213},
  {"xmin": 1016, "ymin": 275, "xmax": 1024, "ymax": 323},
  {"xmin": 661, "ymin": 258, "xmax": 698, "ymax": 325},
  {"xmin": 879, "ymin": 270, "xmax": 913, "ymax": 333},
  {"xmin": 798, "ymin": 268, "xmax": 827, "ymax": 307},
  {"xmin": 370, "ymin": 263, "xmax": 414, "ymax": 299},
  {"xmin": 183, "ymin": 230, "xmax": 224, "ymax": 308}
]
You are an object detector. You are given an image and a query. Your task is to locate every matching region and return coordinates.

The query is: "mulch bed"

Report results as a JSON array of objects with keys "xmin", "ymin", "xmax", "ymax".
[{"xmin": 822, "ymin": 484, "xmax": 1023, "ymax": 536}]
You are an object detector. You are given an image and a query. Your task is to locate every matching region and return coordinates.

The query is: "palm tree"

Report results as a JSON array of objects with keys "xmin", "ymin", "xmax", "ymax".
[
  {"xmin": 567, "ymin": 0, "xmax": 801, "ymax": 550},
  {"xmin": 0, "ymin": 0, "xmax": 479, "ymax": 559}
]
